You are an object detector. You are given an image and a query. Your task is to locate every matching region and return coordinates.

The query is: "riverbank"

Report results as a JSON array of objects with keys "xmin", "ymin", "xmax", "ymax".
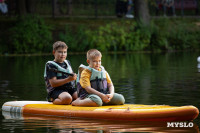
[{"xmin": 0, "ymin": 16, "xmax": 200, "ymax": 54}]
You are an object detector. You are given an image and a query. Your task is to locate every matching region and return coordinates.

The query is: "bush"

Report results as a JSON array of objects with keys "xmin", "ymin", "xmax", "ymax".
[
  {"xmin": 149, "ymin": 18, "xmax": 200, "ymax": 51},
  {"xmin": 58, "ymin": 19, "xmax": 200, "ymax": 52},
  {"xmin": 2, "ymin": 17, "xmax": 200, "ymax": 54},
  {"xmin": 59, "ymin": 25, "xmax": 89, "ymax": 52},
  {"xmin": 8, "ymin": 15, "xmax": 52, "ymax": 54},
  {"xmin": 168, "ymin": 21, "xmax": 200, "ymax": 50},
  {"xmin": 87, "ymin": 21, "xmax": 151, "ymax": 52}
]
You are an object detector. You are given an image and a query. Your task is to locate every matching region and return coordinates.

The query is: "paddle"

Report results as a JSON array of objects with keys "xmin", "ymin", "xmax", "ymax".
[{"xmin": 48, "ymin": 68, "xmax": 74, "ymax": 76}]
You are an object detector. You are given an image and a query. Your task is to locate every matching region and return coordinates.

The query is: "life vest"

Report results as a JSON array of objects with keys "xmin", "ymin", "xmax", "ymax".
[
  {"xmin": 44, "ymin": 60, "xmax": 73, "ymax": 78},
  {"xmin": 77, "ymin": 64, "xmax": 109, "ymax": 98},
  {"xmin": 44, "ymin": 60, "xmax": 75, "ymax": 94}
]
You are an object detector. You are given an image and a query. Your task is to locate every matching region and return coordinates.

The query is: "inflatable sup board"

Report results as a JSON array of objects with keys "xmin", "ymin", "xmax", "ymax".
[{"xmin": 2, "ymin": 101, "xmax": 199, "ymax": 121}]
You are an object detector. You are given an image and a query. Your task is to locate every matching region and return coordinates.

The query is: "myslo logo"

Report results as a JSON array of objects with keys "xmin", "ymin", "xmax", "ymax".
[{"xmin": 167, "ymin": 122, "xmax": 194, "ymax": 127}]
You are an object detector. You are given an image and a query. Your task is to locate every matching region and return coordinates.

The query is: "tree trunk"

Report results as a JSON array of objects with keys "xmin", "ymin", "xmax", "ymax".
[
  {"xmin": 67, "ymin": 0, "xmax": 72, "ymax": 15},
  {"xmin": 134, "ymin": 0, "xmax": 150, "ymax": 25},
  {"xmin": 52, "ymin": 0, "xmax": 60, "ymax": 16},
  {"xmin": 17, "ymin": 0, "xmax": 27, "ymax": 16},
  {"xmin": 26, "ymin": 0, "xmax": 36, "ymax": 14}
]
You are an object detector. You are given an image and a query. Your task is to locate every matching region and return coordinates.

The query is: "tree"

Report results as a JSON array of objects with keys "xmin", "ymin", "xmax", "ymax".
[
  {"xmin": 16, "ymin": 0, "xmax": 26, "ymax": 16},
  {"xmin": 16, "ymin": 0, "xmax": 36, "ymax": 16},
  {"xmin": 52, "ymin": 0, "xmax": 60, "ymax": 17},
  {"xmin": 67, "ymin": 0, "xmax": 73, "ymax": 15},
  {"xmin": 26, "ymin": 0, "xmax": 36, "ymax": 14},
  {"xmin": 52, "ymin": 0, "xmax": 73, "ymax": 17},
  {"xmin": 134, "ymin": 0, "xmax": 150, "ymax": 25}
]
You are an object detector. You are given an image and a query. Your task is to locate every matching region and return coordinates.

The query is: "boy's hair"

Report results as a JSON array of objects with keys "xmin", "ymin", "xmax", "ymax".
[
  {"xmin": 53, "ymin": 41, "xmax": 68, "ymax": 51},
  {"xmin": 87, "ymin": 49, "xmax": 102, "ymax": 60}
]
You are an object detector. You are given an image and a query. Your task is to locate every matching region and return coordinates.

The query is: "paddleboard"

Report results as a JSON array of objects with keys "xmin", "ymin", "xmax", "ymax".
[{"xmin": 2, "ymin": 101, "xmax": 199, "ymax": 121}]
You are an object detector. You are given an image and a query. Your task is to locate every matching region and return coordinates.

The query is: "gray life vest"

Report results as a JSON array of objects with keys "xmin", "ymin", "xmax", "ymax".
[
  {"xmin": 77, "ymin": 64, "xmax": 108, "ymax": 98},
  {"xmin": 44, "ymin": 60, "xmax": 73, "ymax": 78}
]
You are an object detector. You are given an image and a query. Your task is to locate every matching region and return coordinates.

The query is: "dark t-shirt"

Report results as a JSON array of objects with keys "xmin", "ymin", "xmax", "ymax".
[
  {"xmin": 47, "ymin": 61, "xmax": 68, "ymax": 79},
  {"xmin": 45, "ymin": 60, "xmax": 75, "ymax": 94}
]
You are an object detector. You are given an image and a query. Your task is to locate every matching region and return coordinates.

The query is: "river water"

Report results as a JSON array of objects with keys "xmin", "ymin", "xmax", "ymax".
[{"xmin": 0, "ymin": 52, "xmax": 200, "ymax": 132}]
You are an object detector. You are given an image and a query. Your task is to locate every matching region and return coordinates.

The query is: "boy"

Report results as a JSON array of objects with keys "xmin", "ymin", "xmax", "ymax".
[
  {"xmin": 72, "ymin": 49, "xmax": 125, "ymax": 107},
  {"xmin": 44, "ymin": 41, "xmax": 77, "ymax": 105}
]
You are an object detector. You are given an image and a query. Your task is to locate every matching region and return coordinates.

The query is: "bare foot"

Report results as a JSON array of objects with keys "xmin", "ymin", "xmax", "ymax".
[{"xmin": 71, "ymin": 98, "xmax": 80, "ymax": 106}]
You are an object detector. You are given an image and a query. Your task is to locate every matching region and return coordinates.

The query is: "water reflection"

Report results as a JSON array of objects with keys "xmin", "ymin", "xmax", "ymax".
[
  {"xmin": 197, "ymin": 63, "xmax": 200, "ymax": 73},
  {"xmin": 1, "ymin": 52, "xmax": 200, "ymax": 132},
  {"xmin": 2, "ymin": 111, "xmax": 199, "ymax": 133}
]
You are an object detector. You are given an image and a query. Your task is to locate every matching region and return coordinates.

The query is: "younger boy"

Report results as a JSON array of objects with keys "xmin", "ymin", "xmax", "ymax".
[
  {"xmin": 72, "ymin": 49, "xmax": 125, "ymax": 106},
  {"xmin": 44, "ymin": 41, "xmax": 77, "ymax": 105}
]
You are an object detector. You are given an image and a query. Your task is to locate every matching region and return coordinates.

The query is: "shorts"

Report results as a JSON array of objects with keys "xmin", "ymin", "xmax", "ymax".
[
  {"xmin": 49, "ymin": 87, "xmax": 76, "ymax": 101},
  {"xmin": 87, "ymin": 93, "xmax": 125, "ymax": 107}
]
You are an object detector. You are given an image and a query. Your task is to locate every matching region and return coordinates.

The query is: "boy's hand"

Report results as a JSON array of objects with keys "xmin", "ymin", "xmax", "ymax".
[
  {"xmin": 106, "ymin": 94, "xmax": 113, "ymax": 100},
  {"xmin": 68, "ymin": 73, "xmax": 77, "ymax": 81},
  {"xmin": 101, "ymin": 94, "xmax": 110, "ymax": 103}
]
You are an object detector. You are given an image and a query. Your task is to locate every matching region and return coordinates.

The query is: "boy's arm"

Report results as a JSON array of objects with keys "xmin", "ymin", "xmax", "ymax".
[
  {"xmin": 80, "ymin": 70, "xmax": 110, "ymax": 103},
  {"xmin": 106, "ymin": 72, "xmax": 114, "ymax": 99},
  {"xmin": 49, "ymin": 74, "xmax": 77, "ymax": 88},
  {"xmin": 47, "ymin": 60, "xmax": 77, "ymax": 87},
  {"xmin": 106, "ymin": 83, "xmax": 115, "ymax": 101},
  {"xmin": 107, "ymin": 83, "xmax": 114, "ymax": 96}
]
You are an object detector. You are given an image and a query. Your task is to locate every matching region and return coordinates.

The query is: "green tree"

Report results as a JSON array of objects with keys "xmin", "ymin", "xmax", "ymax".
[
  {"xmin": 134, "ymin": 0, "xmax": 150, "ymax": 25},
  {"xmin": 16, "ymin": 0, "xmax": 36, "ymax": 16}
]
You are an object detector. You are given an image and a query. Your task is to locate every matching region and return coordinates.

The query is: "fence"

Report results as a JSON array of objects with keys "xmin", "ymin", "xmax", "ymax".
[{"xmin": 3, "ymin": 0, "xmax": 200, "ymax": 17}]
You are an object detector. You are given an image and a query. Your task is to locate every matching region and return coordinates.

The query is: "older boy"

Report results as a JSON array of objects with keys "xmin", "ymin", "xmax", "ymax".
[
  {"xmin": 72, "ymin": 49, "xmax": 125, "ymax": 107},
  {"xmin": 44, "ymin": 41, "xmax": 77, "ymax": 105}
]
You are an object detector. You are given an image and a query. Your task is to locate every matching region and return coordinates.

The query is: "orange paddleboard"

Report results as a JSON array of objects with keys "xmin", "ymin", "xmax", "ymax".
[{"xmin": 2, "ymin": 101, "xmax": 199, "ymax": 121}]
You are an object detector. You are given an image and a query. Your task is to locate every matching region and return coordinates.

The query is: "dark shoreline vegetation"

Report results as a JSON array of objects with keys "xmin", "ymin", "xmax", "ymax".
[{"xmin": 0, "ymin": 15, "xmax": 200, "ymax": 55}]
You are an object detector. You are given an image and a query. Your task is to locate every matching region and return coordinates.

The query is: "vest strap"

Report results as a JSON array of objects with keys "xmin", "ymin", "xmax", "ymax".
[
  {"xmin": 44, "ymin": 60, "xmax": 73, "ymax": 78},
  {"xmin": 76, "ymin": 64, "xmax": 107, "ymax": 83}
]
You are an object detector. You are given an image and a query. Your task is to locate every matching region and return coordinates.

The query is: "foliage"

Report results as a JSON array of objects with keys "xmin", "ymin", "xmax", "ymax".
[
  {"xmin": 59, "ymin": 25, "xmax": 89, "ymax": 52},
  {"xmin": 59, "ymin": 21, "xmax": 150, "ymax": 52},
  {"xmin": 85, "ymin": 21, "xmax": 151, "ymax": 52},
  {"xmin": 8, "ymin": 15, "xmax": 52, "ymax": 54},
  {"xmin": 150, "ymin": 18, "xmax": 200, "ymax": 51},
  {"xmin": 167, "ymin": 21, "xmax": 200, "ymax": 50},
  {"xmin": 58, "ymin": 19, "xmax": 200, "ymax": 53},
  {"xmin": 1, "ymin": 17, "xmax": 200, "ymax": 54},
  {"xmin": 149, "ymin": 18, "xmax": 171, "ymax": 51}
]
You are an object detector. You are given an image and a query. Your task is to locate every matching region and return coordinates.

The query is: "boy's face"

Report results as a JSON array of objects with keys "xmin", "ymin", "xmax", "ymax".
[
  {"xmin": 53, "ymin": 47, "xmax": 67, "ymax": 63},
  {"xmin": 87, "ymin": 56, "xmax": 101, "ymax": 70}
]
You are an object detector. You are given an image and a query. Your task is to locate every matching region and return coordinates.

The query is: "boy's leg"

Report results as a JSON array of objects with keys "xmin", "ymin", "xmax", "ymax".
[
  {"xmin": 72, "ymin": 98, "xmax": 98, "ymax": 107},
  {"xmin": 163, "ymin": 6, "xmax": 167, "ymax": 16},
  {"xmin": 104, "ymin": 93, "xmax": 125, "ymax": 105},
  {"xmin": 72, "ymin": 94, "xmax": 103, "ymax": 107},
  {"xmin": 72, "ymin": 91, "xmax": 78, "ymax": 100},
  {"xmin": 53, "ymin": 92, "xmax": 72, "ymax": 105},
  {"xmin": 172, "ymin": 6, "xmax": 176, "ymax": 16}
]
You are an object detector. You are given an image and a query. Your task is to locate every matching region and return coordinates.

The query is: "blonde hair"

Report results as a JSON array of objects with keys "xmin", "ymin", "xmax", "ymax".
[
  {"xmin": 53, "ymin": 41, "xmax": 68, "ymax": 51},
  {"xmin": 87, "ymin": 49, "xmax": 102, "ymax": 60}
]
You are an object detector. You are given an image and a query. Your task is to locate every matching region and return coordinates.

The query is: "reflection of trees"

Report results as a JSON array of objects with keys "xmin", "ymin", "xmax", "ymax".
[
  {"xmin": 101, "ymin": 52, "xmax": 200, "ymax": 107},
  {"xmin": 102, "ymin": 53, "xmax": 152, "ymax": 104},
  {"xmin": 0, "ymin": 56, "xmax": 48, "ymax": 101}
]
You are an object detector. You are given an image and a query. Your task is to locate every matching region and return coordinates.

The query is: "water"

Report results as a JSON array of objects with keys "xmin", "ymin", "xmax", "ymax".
[{"xmin": 0, "ymin": 52, "xmax": 200, "ymax": 132}]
